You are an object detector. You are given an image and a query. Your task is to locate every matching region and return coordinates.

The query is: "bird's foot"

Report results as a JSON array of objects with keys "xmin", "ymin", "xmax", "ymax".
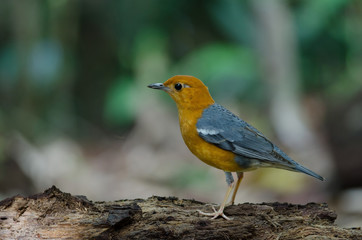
[
  {"xmin": 226, "ymin": 201, "xmax": 235, "ymax": 207},
  {"xmin": 197, "ymin": 205, "xmax": 232, "ymax": 220}
]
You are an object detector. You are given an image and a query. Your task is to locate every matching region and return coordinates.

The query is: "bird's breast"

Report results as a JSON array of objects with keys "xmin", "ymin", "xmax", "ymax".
[{"xmin": 178, "ymin": 108, "xmax": 245, "ymax": 172}]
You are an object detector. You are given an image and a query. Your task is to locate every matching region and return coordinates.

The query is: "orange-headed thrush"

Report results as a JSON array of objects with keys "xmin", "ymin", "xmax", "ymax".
[{"xmin": 148, "ymin": 75, "xmax": 324, "ymax": 220}]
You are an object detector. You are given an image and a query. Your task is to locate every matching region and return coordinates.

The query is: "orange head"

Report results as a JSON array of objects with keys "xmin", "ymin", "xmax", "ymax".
[{"xmin": 148, "ymin": 75, "xmax": 215, "ymax": 110}]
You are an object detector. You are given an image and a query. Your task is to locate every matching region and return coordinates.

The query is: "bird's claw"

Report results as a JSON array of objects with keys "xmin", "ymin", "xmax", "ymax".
[{"xmin": 197, "ymin": 206, "xmax": 232, "ymax": 220}]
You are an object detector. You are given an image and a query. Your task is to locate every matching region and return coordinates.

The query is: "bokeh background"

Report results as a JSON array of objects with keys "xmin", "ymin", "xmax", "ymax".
[{"xmin": 0, "ymin": 0, "xmax": 361, "ymax": 227}]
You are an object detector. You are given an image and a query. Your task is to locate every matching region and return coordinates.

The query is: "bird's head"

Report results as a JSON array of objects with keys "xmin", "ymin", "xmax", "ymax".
[{"xmin": 148, "ymin": 75, "xmax": 215, "ymax": 110}]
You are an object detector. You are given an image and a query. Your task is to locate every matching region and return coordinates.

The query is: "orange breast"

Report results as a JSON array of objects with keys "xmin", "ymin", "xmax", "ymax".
[{"xmin": 178, "ymin": 108, "xmax": 245, "ymax": 172}]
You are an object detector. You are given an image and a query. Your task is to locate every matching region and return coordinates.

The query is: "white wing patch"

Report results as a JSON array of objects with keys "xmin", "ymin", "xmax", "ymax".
[{"xmin": 197, "ymin": 128, "xmax": 221, "ymax": 135}]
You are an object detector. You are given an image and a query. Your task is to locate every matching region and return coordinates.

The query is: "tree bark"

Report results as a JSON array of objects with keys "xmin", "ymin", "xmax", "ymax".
[{"xmin": 0, "ymin": 186, "xmax": 360, "ymax": 239}]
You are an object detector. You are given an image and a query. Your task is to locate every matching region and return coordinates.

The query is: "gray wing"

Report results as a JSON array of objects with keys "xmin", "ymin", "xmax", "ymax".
[{"xmin": 196, "ymin": 104, "xmax": 324, "ymax": 180}]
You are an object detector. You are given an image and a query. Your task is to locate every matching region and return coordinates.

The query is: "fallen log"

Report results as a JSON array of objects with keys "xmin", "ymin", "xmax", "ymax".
[{"xmin": 0, "ymin": 186, "xmax": 360, "ymax": 239}]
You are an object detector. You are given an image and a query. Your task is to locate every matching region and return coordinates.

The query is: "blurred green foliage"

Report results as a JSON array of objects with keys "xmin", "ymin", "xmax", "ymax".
[
  {"xmin": 173, "ymin": 43, "xmax": 259, "ymax": 102},
  {"xmin": 0, "ymin": 0, "xmax": 361, "ymax": 140},
  {"xmin": 104, "ymin": 76, "xmax": 138, "ymax": 126}
]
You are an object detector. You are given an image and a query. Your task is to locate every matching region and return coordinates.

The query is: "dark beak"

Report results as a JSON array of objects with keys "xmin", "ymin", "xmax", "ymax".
[{"xmin": 147, "ymin": 83, "xmax": 170, "ymax": 91}]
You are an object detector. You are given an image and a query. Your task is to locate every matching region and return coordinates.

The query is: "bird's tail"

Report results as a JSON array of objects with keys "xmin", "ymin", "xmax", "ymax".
[
  {"xmin": 293, "ymin": 164, "xmax": 325, "ymax": 181},
  {"xmin": 270, "ymin": 146, "xmax": 325, "ymax": 181}
]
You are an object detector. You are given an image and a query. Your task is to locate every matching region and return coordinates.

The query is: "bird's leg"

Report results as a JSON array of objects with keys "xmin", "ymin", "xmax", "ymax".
[
  {"xmin": 197, "ymin": 172, "xmax": 234, "ymax": 220},
  {"xmin": 229, "ymin": 172, "xmax": 244, "ymax": 205},
  {"xmin": 197, "ymin": 183, "xmax": 233, "ymax": 220}
]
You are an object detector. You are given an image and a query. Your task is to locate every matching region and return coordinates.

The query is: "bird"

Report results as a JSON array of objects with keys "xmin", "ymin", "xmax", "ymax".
[{"xmin": 148, "ymin": 75, "xmax": 324, "ymax": 220}]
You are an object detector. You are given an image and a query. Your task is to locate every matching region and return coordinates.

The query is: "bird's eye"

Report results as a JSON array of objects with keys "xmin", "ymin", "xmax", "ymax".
[{"xmin": 175, "ymin": 83, "xmax": 182, "ymax": 91}]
